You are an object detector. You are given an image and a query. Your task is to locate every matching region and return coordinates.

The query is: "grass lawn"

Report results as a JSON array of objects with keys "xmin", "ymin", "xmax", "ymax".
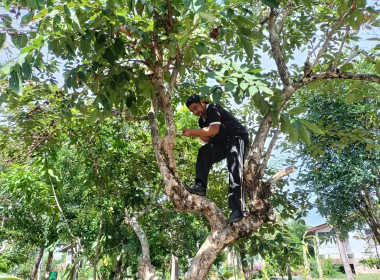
[
  {"xmin": 353, "ymin": 273, "xmax": 380, "ymax": 279},
  {"xmin": 327, "ymin": 273, "xmax": 380, "ymax": 279}
]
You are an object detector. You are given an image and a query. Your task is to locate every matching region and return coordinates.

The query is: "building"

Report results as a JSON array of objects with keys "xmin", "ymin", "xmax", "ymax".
[{"xmin": 307, "ymin": 223, "xmax": 380, "ymax": 274}]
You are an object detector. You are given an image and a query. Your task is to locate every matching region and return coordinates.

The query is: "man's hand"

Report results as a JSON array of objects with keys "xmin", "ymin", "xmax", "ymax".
[{"xmin": 182, "ymin": 128, "xmax": 192, "ymax": 137}]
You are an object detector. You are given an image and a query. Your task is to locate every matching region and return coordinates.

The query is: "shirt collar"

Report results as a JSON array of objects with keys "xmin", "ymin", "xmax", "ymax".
[{"xmin": 202, "ymin": 104, "xmax": 209, "ymax": 122}]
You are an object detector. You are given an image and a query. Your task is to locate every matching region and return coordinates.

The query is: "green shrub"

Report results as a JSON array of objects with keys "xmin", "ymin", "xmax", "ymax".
[{"xmin": 359, "ymin": 257, "xmax": 380, "ymax": 269}]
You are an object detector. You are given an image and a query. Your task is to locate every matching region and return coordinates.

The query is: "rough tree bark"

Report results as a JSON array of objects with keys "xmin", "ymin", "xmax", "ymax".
[
  {"xmin": 128, "ymin": 2, "xmax": 380, "ymax": 279},
  {"xmin": 30, "ymin": 248, "xmax": 45, "ymax": 280},
  {"xmin": 124, "ymin": 208, "xmax": 160, "ymax": 280}
]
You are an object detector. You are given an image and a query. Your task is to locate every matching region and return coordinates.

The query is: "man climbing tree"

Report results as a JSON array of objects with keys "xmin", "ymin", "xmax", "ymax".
[{"xmin": 182, "ymin": 94, "xmax": 249, "ymax": 223}]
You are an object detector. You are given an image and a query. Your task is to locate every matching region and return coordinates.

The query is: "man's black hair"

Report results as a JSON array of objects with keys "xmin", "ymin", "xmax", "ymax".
[{"xmin": 186, "ymin": 94, "xmax": 201, "ymax": 107}]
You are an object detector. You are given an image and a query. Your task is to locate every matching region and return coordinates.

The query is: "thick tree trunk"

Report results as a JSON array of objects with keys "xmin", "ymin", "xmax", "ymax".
[
  {"xmin": 149, "ymin": 80, "xmax": 276, "ymax": 280},
  {"xmin": 170, "ymin": 254, "xmax": 179, "ymax": 280},
  {"xmin": 336, "ymin": 238, "xmax": 354, "ymax": 280},
  {"xmin": 43, "ymin": 251, "xmax": 54, "ymax": 280},
  {"xmin": 30, "ymin": 248, "xmax": 45, "ymax": 280}
]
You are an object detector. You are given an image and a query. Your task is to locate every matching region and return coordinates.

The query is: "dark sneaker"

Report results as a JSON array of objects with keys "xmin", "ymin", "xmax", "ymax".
[
  {"xmin": 227, "ymin": 210, "xmax": 245, "ymax": 223},
  {"xmin": 184, "ymin": 182, "xmax": 206, "ymax": 196}
]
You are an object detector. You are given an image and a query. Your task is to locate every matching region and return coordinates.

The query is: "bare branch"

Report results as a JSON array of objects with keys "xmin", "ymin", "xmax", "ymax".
[
  {"xmin": 168, "ymin": 41, "xmax": 183, "ymax": 95},
  {"xmin": 136, "ymin": 183, "xmax": 164, "ymax": 218},
  {"xmin": 123, "ymin": 109, "xmax": 148, "ymax": 121},
  {"xmin": 310, "ymin": 8, "xmax": 352, "ymax": 69},
  {"xmin": 47, "ymin": 165, "xmax": 81, "ymax": 246},
  {"xmin": 332, "ymin": 25, "xmax": 350, "ymax": 70},
  {"xmin": 295, "ymin": 71, "xmax": 380, "ymax": 89},
  {"xmin": 267, "ymin": 8, "xmax": 293, "ymax": 86},
  {"xmin": 339, "ymin": 49, "xmax": 376, "ymax": 67},
  {"xmin": 277, "ymin": 1, "xmax": 293, "ymax": 32},
  {"xmin": 267, "ymin": 166, "xmax": 295, "ymax": 186},
  {"xmin": 260, "ymin": 128, "xmax": 281, "ymax": 177}
]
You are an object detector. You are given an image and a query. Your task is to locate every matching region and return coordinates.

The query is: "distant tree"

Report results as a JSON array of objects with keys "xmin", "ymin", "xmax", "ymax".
[{"xmin": 297, "ymin": 71, "xmax": 380, "ymax": 243}]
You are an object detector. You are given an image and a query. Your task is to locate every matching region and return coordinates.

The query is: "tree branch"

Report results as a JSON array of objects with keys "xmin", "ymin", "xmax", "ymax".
[
  {"xmin": 310, "ymin": 8, "xmax": 352, "ymax": 69},
  {"xmin": 267, "ymin": 166, "xmax": 295, "ymax": 186},
  {"xmin": 267, "ymin": 8, "xmax": 293, "ymax": 86},
  {"xmin": 260, "ymin": 128, "xmax": 281, "ymax": 177},
  {"xmin": 46, "ymin": 163, "xmax": 81, "ymax": 246},
  {"xmin": 332, "ymin": 25, "xmax": 350, "ymax": 70},
  {"xmin": 295, "ymin": 71, "xmax": 380, "ymax": 89},
  {"xmin": 277, "ymin": 1, "xmax": 293, "ymax": 32},
  {"xmin": 339, "ymin": 49, "xmax": 377, "ymax": 68},
  {"xmin": 124, "ymin": 208, "xmax": 160, "ymax": 280}
]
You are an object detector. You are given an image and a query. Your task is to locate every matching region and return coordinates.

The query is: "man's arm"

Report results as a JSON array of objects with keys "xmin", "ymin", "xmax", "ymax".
[{"xmin": 182, "ymin": 124, "xmax": 220, "ymax": 141}]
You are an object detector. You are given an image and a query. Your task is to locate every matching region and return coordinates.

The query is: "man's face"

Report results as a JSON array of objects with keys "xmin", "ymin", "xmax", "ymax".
[{"xmin": 188, "ymin": 101, "xmax": 206, "ymax": 117}]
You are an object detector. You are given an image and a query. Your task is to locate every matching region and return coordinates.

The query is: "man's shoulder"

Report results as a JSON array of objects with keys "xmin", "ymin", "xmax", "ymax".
[{"xmin": 207, "ymin": 103, "xmax": 222, "ymax": 113}]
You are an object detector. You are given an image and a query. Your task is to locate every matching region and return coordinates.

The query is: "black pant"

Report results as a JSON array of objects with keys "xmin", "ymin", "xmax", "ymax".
[{"xmin": 195, "ymin": 135, "xmax": 249, "ymax": 212}]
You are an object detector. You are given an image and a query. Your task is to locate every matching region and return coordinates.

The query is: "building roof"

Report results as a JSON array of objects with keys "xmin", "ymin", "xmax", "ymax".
[{"xmin": 307, "ymin": 223, "xmax": 329, "ymax": 233}]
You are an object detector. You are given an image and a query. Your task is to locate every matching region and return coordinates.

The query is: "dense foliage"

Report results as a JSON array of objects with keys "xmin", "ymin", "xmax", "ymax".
[{"xmin": 1, "ymin": 0, "xmax": 379, "ymax": 279}]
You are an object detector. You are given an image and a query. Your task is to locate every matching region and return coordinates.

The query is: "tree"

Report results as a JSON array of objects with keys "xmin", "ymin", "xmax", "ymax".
[
  {"xmin": 1, "ymin": 0, "xmax": 380, "ymax": 279},
  {"xmin": 297, "ymin": 75, "xmax": 380, "ymax": 245}
]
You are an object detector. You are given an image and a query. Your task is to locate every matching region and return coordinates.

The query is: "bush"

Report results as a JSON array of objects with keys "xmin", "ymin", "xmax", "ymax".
[
  {"xmin": 309, "ymin": 258, "xmax": 345, "ymax": 278},
  {"xmin": 359, "ymin": 257, "xmax": 380, "ymax": 269}
]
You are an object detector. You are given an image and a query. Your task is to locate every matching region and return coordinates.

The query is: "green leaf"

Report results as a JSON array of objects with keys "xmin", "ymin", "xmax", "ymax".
[
  {"xmin": 212, "ymin": 87, "xmax": 222, "ymax": 104},
  {"xmin": 239, "ymin": 82, "xmax": 249, "ymax": 91},
  {"xmin": 48, "ymin": 169, "xmax": 56, "ymax": 178},
  {"xmin": 11, "ymin": 33, "xmax": 28, "ymax": 49},
  {"xmin": 262, "ymin": 0, "xmax": 280, "ymax": 8},
  {"xmin": 195, "ymin": 42, "xmax": 207, "ymax": 55},
  {"xmin": 198, "ymin": 12, "xmax": 216, "ymax": 22},
  {"xmin": 103, "ymin": 48, "xmax": 115, "ymax": 65},
  {"xmin": 26, "ymin": 0, "xmax": 39, "ymax": 9},
  {"xmin": 9, "ymin": 69, "xmax": 22, "ymax": 94},
  {"xmin": 184, "ymin": 0, "xmax": 205, "ymax": 13},
  {"xmin": 64, "ymin": 5, "xmax": 85, "ymax": 35},
  {"xmin": 375, "ymin": 59, "xmax": 380, "ymax": 75},
  {"xmin": 299, "ymin": 126, "xmax": 311, "ymax": 145},
  {"xmin": 270, "ymin": 95, "xmax": 284, "ymax": 102},
  {"xmin": 2, "ymin": 14, "xmax": 12, "ymax": 28},
  {"xmin": 301, "ymin": 0, "xmax": 312, "ymax": 9},
  {"xmin": 80, "ymin": 35, "xmax": 91, "ymax": 54},
  {"xmin": 248, "ymin": 86, "xmax": 258, "ymax": 96},
  {"xmin": 21, "ymin": 12, "xmax": 34, "ymax": 25},
  {"xmin": 21, "ymin": 35, "xmax": 45, "ymax": 54},
  {"xmin": 291, "ymin": 119, "xmax": 302, "ymax": 130},
  {"xmin": 22, "ymin": 61, "xmax": 32, "ymax": 80},
  {"xmin": 89, "ymin": 109, "xmax": 98, "ymax": 123},
  {"xmin": 168, "ymin": 42, "xmax": 176, "ymax": 58},
  {"xmin": 281, "ymin": 118, "xmax": 291, "ymax": 133},
  {"xmin": 236, "ymin": 15, "xmax": 256, "ymax": 29},
  {"xmin": 288, "ymin": 126, "xmax": 299, "ymax": 144},
  {"xmin": 300, "ymin": 119, "xmax": 323, "ymax": 134},
  {"xmin": 0, "ymin": 33, "xmax": 6, "ymax": 49},
  {"xmin": 2, "ymin": 0, "xmax": 12, "ymax": 9},
  {"xmin": 288, "ymin": 106, "xmax": 307, "ymax": 116},
  {"xmin": 239, "ymin": 36, "xmax": 253, "ymax": 60}
]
